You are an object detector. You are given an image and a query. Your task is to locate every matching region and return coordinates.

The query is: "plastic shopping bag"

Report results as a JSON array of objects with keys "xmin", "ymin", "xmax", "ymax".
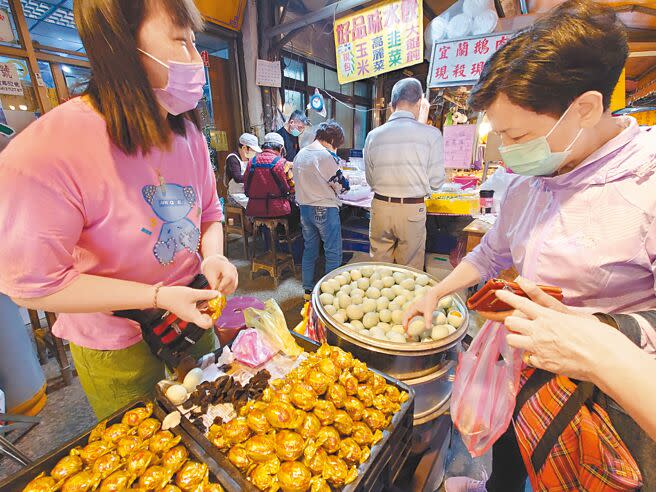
[
  {"xmin": 232, "ymin": 329, "xmax": 276, "ymax": 368},
  {"xmin": 243, "ymin": 299, "xmax": 303, "ymax": 357},
  {"xmin": 451, "ymin": 320, "xmax": 523, "ymax": 457}
]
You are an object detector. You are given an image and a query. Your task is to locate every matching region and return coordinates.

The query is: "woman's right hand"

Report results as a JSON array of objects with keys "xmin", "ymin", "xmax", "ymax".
[
  {"xmin": 403, "ymin": 286, "xmax": 445, "ymax": 330},
  {"xmin": 157, "ymin": 285, "xmax": 220, "ymax": 329}
]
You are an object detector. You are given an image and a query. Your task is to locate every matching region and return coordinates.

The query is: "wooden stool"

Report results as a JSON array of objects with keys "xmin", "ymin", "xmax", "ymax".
[
  {"xmin": 224, "ymin": 205, "xmax": 250, "ymax": 259},
  {"xmin": 27, "ymin": 310, "xmax": 73, "ymax": 387},
  {"xmin": 250, "ymin": 217, "xmax": 296, "ymax": 287}
]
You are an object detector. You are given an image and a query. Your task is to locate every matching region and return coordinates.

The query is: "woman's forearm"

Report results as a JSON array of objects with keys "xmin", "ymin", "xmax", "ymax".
[
  {"xmin": 593, "ymin": 339, "xmax": 656, "ymax": 441},
  {"xmin": 13, "ymin": 274, "xmax": 156, "ymax": 313},
  {"xmin": 430, "ymin": 260, "xmax": 481, "ymax": 299},
  {"xmin": 201, "ymin": 221, "xmax": 224, "ymax": 259}
]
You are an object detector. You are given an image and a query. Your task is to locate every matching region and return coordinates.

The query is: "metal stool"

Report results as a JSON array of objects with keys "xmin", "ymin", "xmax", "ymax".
[
  {"xmin": 224, "ymin": 205, "xmax": 250, "ymax": 259},
  {"xmin": 250, "ymin": 217, "xmax": 296, "ymax": 287},
  {"xmin": 28, "ymin": 310, "xmax": 73, "ymax": 387}
]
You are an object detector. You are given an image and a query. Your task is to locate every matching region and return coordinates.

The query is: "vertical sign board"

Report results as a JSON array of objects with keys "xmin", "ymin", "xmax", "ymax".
[
  {"xmin": 334, "ymin": 0, "xmax": 423, "ymax": 85},
  {"xmin": 0, "ymin": 62, "xmax": 23, "ymax": 96},
  {"xmin": 443, "ymin": 124, "xmax": 478, "ymax": 169},
  {"xmin": 428, "ymin": 33, "xmax": 512, "ymax": 88}
]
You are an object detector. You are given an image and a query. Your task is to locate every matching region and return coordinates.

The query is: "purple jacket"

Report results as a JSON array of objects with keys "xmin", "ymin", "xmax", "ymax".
[{"xmin": 465, "ymin": 118, "xmax": 656, "ymax": 349}]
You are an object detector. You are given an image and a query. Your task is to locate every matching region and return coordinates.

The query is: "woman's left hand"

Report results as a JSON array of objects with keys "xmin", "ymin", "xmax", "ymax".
[
  {"xmin": 496, "ymin": 288, "xmax": 623, "ymax": 383},
  {"xmin": 201, "ymin": 254, "xmax": 238, "ymax": 295}
]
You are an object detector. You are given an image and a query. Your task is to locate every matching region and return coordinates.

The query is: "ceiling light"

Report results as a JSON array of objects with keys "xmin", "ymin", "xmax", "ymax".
[
  {"xmin": 62, "ymin": 65, "xmax": 71, "ymax": 74},
  {"xmin": 19, "ymin": 104, "xmax": 27, "ymax": 111}
]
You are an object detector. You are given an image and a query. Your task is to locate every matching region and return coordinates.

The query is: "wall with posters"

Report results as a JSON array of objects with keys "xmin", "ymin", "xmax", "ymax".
[{"xmin": 334, "ymin": 0, "xmax": 423, "ymax": 84}]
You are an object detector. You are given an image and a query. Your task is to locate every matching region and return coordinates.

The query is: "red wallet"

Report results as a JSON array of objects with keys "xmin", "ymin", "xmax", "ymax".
[{"xmin": 466, "ymin": 278, "xmax": 563, "ymax": 312}]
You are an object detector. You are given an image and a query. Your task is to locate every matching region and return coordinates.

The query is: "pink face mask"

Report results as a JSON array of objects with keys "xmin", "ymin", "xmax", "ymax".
[{"xmin": 138, "ymin": 49, "xmax": 206, "ymax": 115}]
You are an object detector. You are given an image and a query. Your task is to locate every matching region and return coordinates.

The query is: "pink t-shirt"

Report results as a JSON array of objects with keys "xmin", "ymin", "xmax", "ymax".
[{"xmin": 0, "ymin": 98, "xmax": 223, "ymax": 350}]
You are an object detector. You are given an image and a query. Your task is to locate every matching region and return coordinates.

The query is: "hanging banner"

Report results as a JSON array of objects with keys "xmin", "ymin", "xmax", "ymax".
[
  {"xmin": 428, "ymin": 32, "xmax": 512, "ymax": 88},
  {"xmin": 443, "ymin": 124, "xmax": 477, "ymax": 169},
  {"xmin": 333, "ymin": 0, "xmax": 423, "ymax": 85},
  {"xmin": 0, "ymin": 62, "xmax": 23, "ymax": 96}
]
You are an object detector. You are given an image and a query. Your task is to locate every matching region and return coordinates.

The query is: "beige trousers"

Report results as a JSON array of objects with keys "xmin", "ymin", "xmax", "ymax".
[{"xmin": 369, "ymin": 198, "xmax": 426, "ymax": 270}]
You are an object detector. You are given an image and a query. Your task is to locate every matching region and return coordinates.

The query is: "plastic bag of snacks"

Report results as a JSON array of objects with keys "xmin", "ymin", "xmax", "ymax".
[
  {"xmin": 232, "ymin": 328, "xmax": 276, "ymax": 368},
  {"xmin": 451, "ymin": 320, "xmax": 523, "ymax": 457},
  {"xmin": 243, "ymin": 299, "xmax": 303, "ymax": 357}
]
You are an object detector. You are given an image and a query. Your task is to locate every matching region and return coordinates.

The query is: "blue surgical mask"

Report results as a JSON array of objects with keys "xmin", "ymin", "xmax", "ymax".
[
  {"xmin": 290, "ymin": 127, "xmax": 302, "ymax": 137},
  {"xmin": 499, "ymin": 105, "xmax": 583, "ymax": 177}
]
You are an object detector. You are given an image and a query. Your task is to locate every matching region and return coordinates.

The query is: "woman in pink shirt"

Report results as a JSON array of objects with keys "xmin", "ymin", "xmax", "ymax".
[
  {"xmin": 0, "ymin": 0, "xmax": 237, "ymax": 418},
  {"xmin": 406, "ymin": 1, "xmax": 656, "ymax": 490}
]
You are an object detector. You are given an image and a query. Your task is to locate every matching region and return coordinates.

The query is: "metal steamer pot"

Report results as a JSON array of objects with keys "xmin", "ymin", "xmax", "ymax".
[{"xmin": 312, "ymin": 262, "xmax": 468, "ymax": 383}]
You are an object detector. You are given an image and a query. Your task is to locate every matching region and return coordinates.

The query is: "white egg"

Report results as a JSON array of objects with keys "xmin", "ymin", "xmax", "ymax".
[
  {"xmin": 351, "ymin": 319, "xmax": 365, "ymax": 331},
  {"xmin": 393, "ymin": 271, "xmax": 407, "ymax": 284},
  {"xmin": 448, "ymin": 310, "xmax": 464, "ymax": 328},
  {"xmin": 362, "ymin": 266, "xmax": 375, "ymax": 278},
  {"xmin": 320, "ymin": 281, "xmax": 335, "ymax": 295},
  {"xmin": 341, "ymin": 271, "xmax": 352, "ymax": 283},
  {"xmin": 362, "ymin": 298, "xmax": 377, "ymax": 314},
  {"xmin": 414, "ymin": 286, "xmax": 426, "ymax": 297},
  {"xmin": 350, "ymin": 288, "xmax": 365, "ymax": 299},
  {"xmin": 333, "ymin": 311, "xmax": 347, "ymax": 323},
  {"xmin": 388, "ymin": 301, "xmax": 401, "ymax": 312},
  {"xmin": 320, "ymin": 293, "xmax": 334, "ymax": 306},
  {"xmin": 407, "ymin": 318, "xmax": 426, "ymax": 337},
  {"xmin": 378, "ymin": 322, "xmax": 391, "ymax": 333},
  {"xmin": 166, "ymin": 384, "xmax": 188, "ymax": 406},
  {"xmin": 379, "ymin": 268, "xmax": 393, "ymax": 278},
  {"xmin": 335, "ymin": 274, "xmax": 348, "ymax": 286},
  {"xmin": 382, "ymin": 276, "xmax": 395, "ymax": 288},
  {"xmin": 434, "ymin": 312, "xmax": 447, "ymax": 325},
  {"xmin": 357, "ymin": 278, "xmax": 370, "ymax": 291},
  {"xmin": 390, "ymin": 325, "xmax": 405, "ymax": 334},
  {"xmin": 387, "ymin": 331, "xmax": 408, "ymax": 343},
  {"xmin": 368, "ymin": 326, "xmax": 385, "ymax": 339},
  {"xmin": 162, "ymin": 410, "xmax": 182, "ymax": 430},
  {"xmin": 391, "ymin": 285, "xmax": 404, "ymax": 296},
  {"xmin": 346, "ymin": 304, "xmax": 364, "ymax": 321},
  {"xmin": 344, "ymin": 323, "xmax": 354, "ymax": 329},
  {"xmin": 328, "ymin": 278, "xmax": 341, "ymax": 293},
  {"xmin": 391, "ymin": 310, "xmax": 404, "ymax": 325},
  {"xmin": 404, "ymin": 291, "xmax": 415, "ymax": 303},
  {"xmin": 325, "ymin": 304, "xmax": 337, "ymax": 315},
  {"xmin": 337, "ymin": 293, "xmax": 352, "ymax": 309},
  {"xmin": 416, "ymin": 274, "xmax": 430, "ymax": 286},
  {"xmin": 447, "ymin": 324, "xmax": 457, "ymax": 335},
  {"xmin": 362, "ymin": 312, "xmax": 380, "ymax": 329},
  {"xmin": 340, "ymin": 284, "xmax": 353, "ymax": 296},
  {"xmin": 403, "ymin": 301, "xmax": 412, "ymax": 311},
  {"xmin": 183, "ymin": 368, "xmax": 203, "ymax": 393},
  {"xmin": 421, "ymin": 336, "xmax": 433, "ymax": 343},
  {"xmin": 366, "ymin": 287, "xmax": 381, "ymax": 300},
  {"xmin": 350, "ymin": 281, "xmax": 358, "ymax": 289},
  {"xmin": 376, "ymin": 297, "xmax": 390, "ymax": 311},
  {"xmin": 393, "ymin": 295, "xmax": 406, "ymax": 306},
  {"xmin": 350, "ymin": 294, "xmax": 364, "ymax": 306},
  {"xmin": 370, "ymin": 271, "xmax": 382, "ymax": 282},
  {"xmin": 350, "ymin": 269, "xmax": 362, "ymax": 281},
  {"xmin": 401, "ymin": 278, "xmax": 415, "ymax": 291},
  {"xmin": 333, "ymin": 297, "xmax": 340, "ymax": 309},
  {"xmin": 431, "ymin": 324, "xmax": 450, "ymax": 340},
  {"xmin": 381, "ymin": 288, "xmax": 396, "ymax": 301},
  {"xmin": 371, "ymin": 279, "xmax": 385, "ymax": 290},
  {"xmin": 438, "ymin": 295, "xmax": 453, "ymax": 310},
  {"xmin": 379, "ymin": 309, "xmax": 392, "ymax": 323}
]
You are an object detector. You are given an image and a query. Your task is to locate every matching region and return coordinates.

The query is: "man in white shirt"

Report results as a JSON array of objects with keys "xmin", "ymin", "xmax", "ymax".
[{"xmin": 364, "ymin": 78, "xmax": 445, "ymax": 269}]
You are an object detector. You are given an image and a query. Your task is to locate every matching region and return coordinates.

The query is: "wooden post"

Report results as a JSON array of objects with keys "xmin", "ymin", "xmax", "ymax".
[{"xmin": 51, "ymin": 63, "xmax": 70, "ymax": 103}]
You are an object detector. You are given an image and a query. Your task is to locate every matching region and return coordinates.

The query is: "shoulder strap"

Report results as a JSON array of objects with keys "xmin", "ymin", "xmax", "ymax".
[
  {"xmin": 268, "ymin": 157, "xmax": 287, "ymax": 196},
  {"xmin": 604, "ymin": 313, "xmax": 642, "ymax": 347},
  {"xmin": 244, "ymin": 156, "xmax": 257, "ymax": 195}
]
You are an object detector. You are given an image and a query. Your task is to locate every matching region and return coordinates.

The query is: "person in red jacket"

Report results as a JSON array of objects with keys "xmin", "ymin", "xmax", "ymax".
[{"xmin": 244, "ymin": 132, "xmax": 294, "ymax": 218}]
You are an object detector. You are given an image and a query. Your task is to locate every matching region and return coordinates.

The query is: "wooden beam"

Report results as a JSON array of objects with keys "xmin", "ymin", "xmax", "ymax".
[
  {"xmin": 35, "ymin": 52, "xmax": 90, "ymax": 68},
  {"xmin": 626, "ymin": 27, "xmax": 656, "ymax": 43},
  {"xmin": 613, "ymin": 4, "xmax": 656, "ymax": 16},
  {"xmin": 266, "ymin": 0, "xmax": 376, "ymax": 38},
  {"xmin": 50, "ymin": 63, "xmax": 69, "ymax": 103}
]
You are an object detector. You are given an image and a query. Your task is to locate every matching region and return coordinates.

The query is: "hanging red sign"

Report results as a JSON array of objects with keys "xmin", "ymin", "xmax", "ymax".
[{"xmin": 200, "ymin": 50, "xmax": 210, "ymax": 68}]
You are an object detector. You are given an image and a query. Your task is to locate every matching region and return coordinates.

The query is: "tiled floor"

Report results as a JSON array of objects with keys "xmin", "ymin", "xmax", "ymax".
[{"xmin": 0, "ymin": 240, "xmax": 517, "ymax": 490}]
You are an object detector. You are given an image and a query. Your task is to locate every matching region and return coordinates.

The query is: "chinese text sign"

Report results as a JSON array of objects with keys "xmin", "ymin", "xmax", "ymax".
[
  {"xmin": 428, "ymin": 33, "xmax": 511, "ymax": 88},
  {"xmin": 334, "ymin": 0, "xmax": 423, "ymax": 85},
  {"xmin": 0, "ymin": 62, "xmax": 23, "ymax": 96},
  {"xmin": 443, "ymin": 124, "xmax": 477, "ymax": 169}
]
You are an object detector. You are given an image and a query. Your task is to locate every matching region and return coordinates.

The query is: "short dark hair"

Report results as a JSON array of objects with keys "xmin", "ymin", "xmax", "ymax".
[
  {"xmin": 469, "ymin": 0, "xmax": 628, "ymax": 116},
  {"xmin": 262, "ymin": 142, "xmax": 283, "ymax": 152},
  {"xmin": 75, "ymin": 0, "xmax": 203, "ymax": 154},
  {"xmin": 289, "ymin": 109, "xmax": 309, "ymax": 124},
  {"xmin": 391, "ymin": 78, "xmax": 423, "ymax": 108},
  {"xmin": 315, "ymin": 120, "xmax": 345, "ymax": 149}
]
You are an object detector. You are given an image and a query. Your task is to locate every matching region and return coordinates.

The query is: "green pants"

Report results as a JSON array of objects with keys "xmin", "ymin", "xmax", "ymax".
[{"xmin": 70, "ymin": 331, "xmax": 217, "ymax": 420}]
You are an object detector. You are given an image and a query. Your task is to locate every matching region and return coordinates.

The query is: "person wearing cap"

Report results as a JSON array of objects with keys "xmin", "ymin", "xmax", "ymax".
[
  {"xmin": 225, "ymin": 133, "xmax": 261, "ymax": 201},
  {"xmin": 244, "ymin": 132, "xmax": 294, "ymax": 218},
  {"xmin": 364, "ymin": 77, "xmax": 444, "ymax": 270},
  {"xmin": 277, "ymin": 109, "xmax": 310, "ymax": 162}
]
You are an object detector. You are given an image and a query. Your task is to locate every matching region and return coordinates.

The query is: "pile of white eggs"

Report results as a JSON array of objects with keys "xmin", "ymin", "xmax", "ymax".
[{"xmin": 318, "ymin": 266, "xmax": 465, "ymax": 344}]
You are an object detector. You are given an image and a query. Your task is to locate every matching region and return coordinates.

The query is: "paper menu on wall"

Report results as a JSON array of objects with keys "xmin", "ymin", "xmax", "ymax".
[
  {"xmin": 443, "ymin": 124, "xmax": 477, "ymax": 169},
  {"xmin": 256, "ymin": 59, "xmax": 282, "ymax": 88}
]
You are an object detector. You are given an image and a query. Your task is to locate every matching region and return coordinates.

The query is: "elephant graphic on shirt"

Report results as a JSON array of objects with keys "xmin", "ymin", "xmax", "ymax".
[{"xmin": 142, "ymin": 183, "xmax": 201, "ymax": 265}]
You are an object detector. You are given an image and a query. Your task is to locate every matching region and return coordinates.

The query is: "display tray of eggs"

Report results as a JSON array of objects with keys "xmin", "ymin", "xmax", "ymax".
[{"xmin": 315, "ymin": 263, "xmax": 467, "ymax": 345}]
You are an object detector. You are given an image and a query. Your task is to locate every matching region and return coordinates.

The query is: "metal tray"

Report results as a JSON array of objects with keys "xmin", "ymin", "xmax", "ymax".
[
  {"xmin": 0, "ymin": 399, "xmax": 235, "ymax": 492},
  {"xmin": 156, "ymin": 332, "xmax": 415, "ymax": 492}
]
